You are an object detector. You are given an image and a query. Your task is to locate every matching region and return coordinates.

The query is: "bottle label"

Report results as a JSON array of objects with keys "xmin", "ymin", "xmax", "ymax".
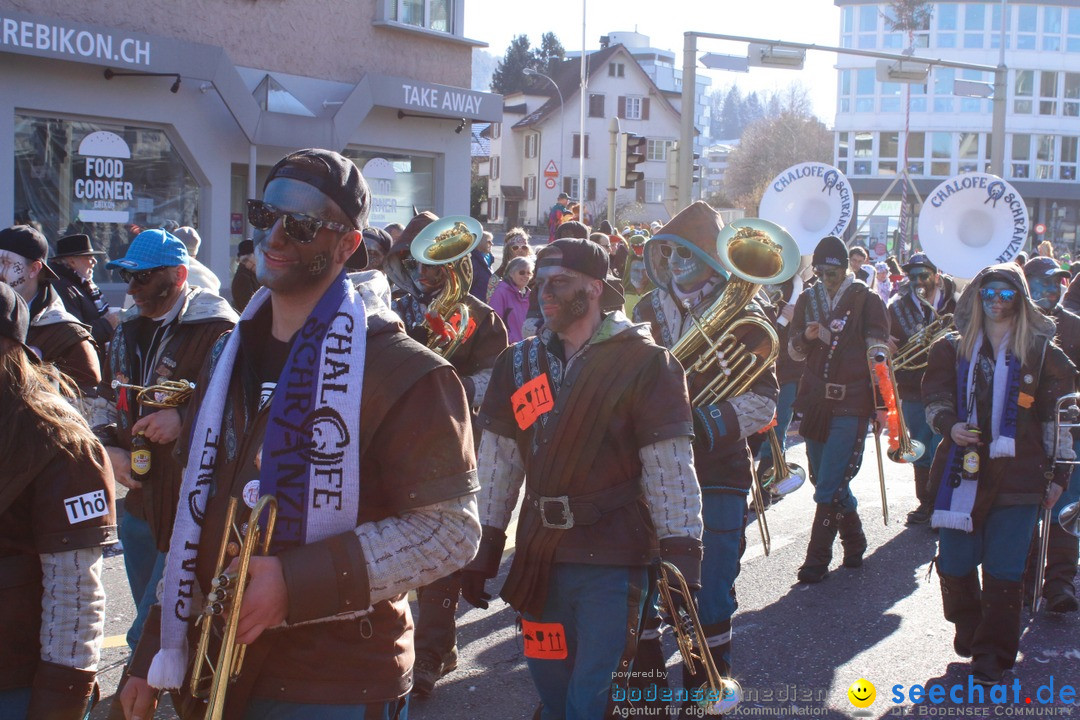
[
  {"xmin": 132, "ymin": 448, "xmax": 152, "ymax": 476},
  {"xmin": 962, "ymin": 449, "xmax": 979, "ymax": 476}
]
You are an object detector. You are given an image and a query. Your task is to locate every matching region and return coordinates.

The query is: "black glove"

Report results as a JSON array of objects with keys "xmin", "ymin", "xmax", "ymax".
[{"xmin": 461, "ymin": 525, "xmax": 506, "ymax": 610}]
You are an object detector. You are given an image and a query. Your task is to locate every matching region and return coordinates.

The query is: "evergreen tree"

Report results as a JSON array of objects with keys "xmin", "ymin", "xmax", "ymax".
[
  {"xmin": 534, "ymin": 32, "xmax": 566, "ymax": 78},
  {"xmin": 742, "ymin": 92, "xmax": 765, "ymax": 128},
  {"xmin": 719, "ymin": 86, "xmax": 743, "ymax": 139},
  {"xmin": 491, "ymin": 35, "xmax": 534, "ymax": 96}
]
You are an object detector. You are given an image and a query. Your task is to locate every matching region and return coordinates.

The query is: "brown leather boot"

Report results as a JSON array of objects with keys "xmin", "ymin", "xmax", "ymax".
[
  {"xmin": 839, "ymin": 511, "xmax": 867, "ymax": 568},
  {"xmin": 906, "ymin": 466, "xmax": 934, "ymax": 525},
  {"xmin": 798, "ymin": 504, "xmax": 840, "ymax": 583},
  {"xmin": 970, "ymin": 575, "xmax": 1023, "ymax": 685},
  {"xmin": 939, "ymin": 571, "xmax": 981, "ymax": 657}
]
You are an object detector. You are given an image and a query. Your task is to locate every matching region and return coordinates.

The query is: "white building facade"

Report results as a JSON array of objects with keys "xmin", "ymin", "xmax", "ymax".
[
  {"xmin": 832, "ymin": 0, "xmax": 1079, "ymax": 256},
  {"xmin": 486, "ymin": 44, "xmax": 684, "ymax": 231}
]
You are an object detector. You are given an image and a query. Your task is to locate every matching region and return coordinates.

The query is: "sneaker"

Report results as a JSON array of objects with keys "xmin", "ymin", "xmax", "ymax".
[{"xmin": 905, "ymin": 504, "xmax": 933, "ymax": 526}]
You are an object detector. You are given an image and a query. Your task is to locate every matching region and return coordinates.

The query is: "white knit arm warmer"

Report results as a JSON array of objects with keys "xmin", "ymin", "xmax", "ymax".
[
  {"xmin": 476, "ymin": 430, "xmax": 526, "ymax": 530},
  {"xmin": 39, "ymin": 547, "xmax": 106, "ymax": 671},
  {"xmin": 727, "ymin": 392, "xmax": 778, "ymax": 440},
  {"xmin": 639, "ymin": 436, "xmax": 704, "ymax": 540},
  {"xmin": 356, "ymin": 495, "xmax": 481, "ymax": 605}
]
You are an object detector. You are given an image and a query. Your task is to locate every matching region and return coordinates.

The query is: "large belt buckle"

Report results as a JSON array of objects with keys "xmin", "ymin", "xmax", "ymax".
[
  {"xmin": 538, "ymin": 495, "xmax": 574, "ymax": 530},
  {"xmin": 825, "ymin": 382, "xmax": 846, "ymax": 401}
]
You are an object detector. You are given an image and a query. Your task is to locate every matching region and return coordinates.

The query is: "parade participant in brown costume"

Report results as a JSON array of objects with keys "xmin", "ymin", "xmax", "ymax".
[
  {"xmin": 789, "ymin": 235, "xmax": 890, "ymax": 583},
  {"xmin": 120, "ymin": 149, "xmax": 480, "ymax": 720},
  {"xmin": 50, "ymin": 233, "xmax": 116, "ymax": 363},
  {"xmin": 462, "ymin": 238, "xmax": 703, "ymax": 719},
  {"xmin": 0, "ymin": 282, "xmax": 116, "ymax": 719}
]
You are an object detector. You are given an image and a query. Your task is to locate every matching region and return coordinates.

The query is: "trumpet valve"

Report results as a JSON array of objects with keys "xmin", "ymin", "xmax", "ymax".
[{"xmin": 205, "ymin": 601, "xmax": 226, "ymax": 616}]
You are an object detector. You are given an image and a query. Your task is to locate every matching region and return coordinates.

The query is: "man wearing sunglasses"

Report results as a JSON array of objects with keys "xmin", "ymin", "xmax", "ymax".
[
  {"xmin": 120, "ymin": 149, "xmax": 479, "ymax": 720},
  {"xmin": 0, "ymin": 225, "xmax": 100, "ymax": 390},
  {"xmin": 789, "ymin": 235, "xmax": 890, "ymax": 584},
  {"xmin": 633, "ymin": 202, "xmax": 778, "ymax": 694},
  {"xmin": 383, "ymin": 210, "xmax": 508, "ymax": 697},
  {"xmin": 1022, "ymin": 256, "xmax": 1080, "ymax": 614},
  {"xmin": 89, "ymin": 228, "xmax": 237, "ymax": 711},
  {"xmin": 887, "ymin": 253, "xmax": 958, "ymax": 526}
]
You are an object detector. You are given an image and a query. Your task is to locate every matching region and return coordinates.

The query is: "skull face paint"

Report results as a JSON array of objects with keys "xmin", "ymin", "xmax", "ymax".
[{"xmin": 0, "ymin": 250, "xmax": 29, "ymax": 291}]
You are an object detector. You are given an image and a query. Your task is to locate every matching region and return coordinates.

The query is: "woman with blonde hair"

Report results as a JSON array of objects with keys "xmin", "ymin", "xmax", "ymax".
[
  {"xmin": 0, "ymin": 282, "xmax": 116, "ymax": 718},
  {"xmin": 486, "ymin": 227, "xmax": 533, "ymax": 301},
  {"xmin": 922, "ymin": 262, "xmax": 1074, "ymax": 685}
]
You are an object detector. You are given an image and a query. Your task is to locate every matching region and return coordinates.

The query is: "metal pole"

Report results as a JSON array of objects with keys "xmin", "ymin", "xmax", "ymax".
[
  {"xmin": 608, "ymin": 117, "xmax": 620, "ymax": 227},
  {"xmin": 679, "ymin": 33, "xmax": 696, "ymax": 208},
  {"xmin": 525, "ymin": 69, "xmax": 565, "ymax": 213},
  {"xmin": 989, "ymin": 0, "xmax": 1008, "ymax": 177},
  {"xmin": 579, "ymin": 0, "xmax": 587, "ymax": 210}
]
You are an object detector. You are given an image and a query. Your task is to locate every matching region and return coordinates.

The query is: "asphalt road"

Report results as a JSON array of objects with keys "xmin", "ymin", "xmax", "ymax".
[{"xmin": 93, "ymin": 429, "xmax": 1080, "ymax": 719}]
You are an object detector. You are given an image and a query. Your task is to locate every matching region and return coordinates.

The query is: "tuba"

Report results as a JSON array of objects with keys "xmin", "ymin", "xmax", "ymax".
[
  {"xmin": 189, "ymin": 495, "xmax": 278, "ymax": 719},
  {"xmin": 668, "ymin": 218, "xmax": 803, "ymax": 555},
  {"xmin": 410, "ymin": 215, "xmax": 483, "ymax": 359},
  {"xmin": 758, "ymin": 162, "xmax": 854, "ymax": 256},
  {"xmin": 655, "ymin": 561, "xmax": 743, "ymax": 715}
]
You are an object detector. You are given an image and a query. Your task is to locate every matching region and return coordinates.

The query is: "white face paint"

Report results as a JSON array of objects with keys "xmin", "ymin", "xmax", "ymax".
[{"xmin": 0, "ymin": 249, "xmax": 30, "ymax": 290}]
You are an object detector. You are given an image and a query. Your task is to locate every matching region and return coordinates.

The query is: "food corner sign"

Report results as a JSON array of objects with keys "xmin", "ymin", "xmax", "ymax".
[{"xmin": 75, "ymin": 131, "xmax": 134, "ymax": 224}]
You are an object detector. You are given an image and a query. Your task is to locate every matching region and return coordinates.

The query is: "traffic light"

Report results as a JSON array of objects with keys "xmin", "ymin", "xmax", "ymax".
[{"xmin": 619, "ymin": 132, "xmax": 646, "ymax": 189}]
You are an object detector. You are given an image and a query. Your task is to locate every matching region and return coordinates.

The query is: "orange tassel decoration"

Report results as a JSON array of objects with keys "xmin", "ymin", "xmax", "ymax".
[{"xmin": 873, "ymin": 361, "xmax": 902, "ymax": 457}]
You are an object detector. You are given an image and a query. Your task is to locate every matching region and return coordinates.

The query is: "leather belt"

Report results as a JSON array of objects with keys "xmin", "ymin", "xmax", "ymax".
[{"xmin": 525, "ymin": 480, "xmax": 642, "ymax": 530}]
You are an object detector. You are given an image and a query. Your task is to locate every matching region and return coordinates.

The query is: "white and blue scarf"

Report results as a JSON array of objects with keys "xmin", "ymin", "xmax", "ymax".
[
  {"xmin": 148, "ymin": 271, "xmax": 367, "ymax": 690},
  {"xmin": 931, "ymin": 331, "xmax": 1021, "ymax": 532}
]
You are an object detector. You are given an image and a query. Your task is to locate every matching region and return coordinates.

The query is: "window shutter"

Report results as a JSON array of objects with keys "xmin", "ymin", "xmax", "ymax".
[
  {"xmin": 563, "ymin": 177, "xmax": 572, "ymax": 195},
  {"xmin": 584, "ymin": 135, "xmax": 590, "ymax": 159},
  {"xmin": 618, "ymin": 96, "xmax": 626, "ymax": 119},
  {"xmin": 572, "ymin": 134, "xmax": 580, "ymax": 158},
  {"xmin": 642, "ymin": 98, "xmax": 650, "ymax": 120},
  {"xmin": 586, "ymin": 178, "xmax": 596, "ymax": 201},
  {"xmin": 636, "ymin": 180, "xmax": 645, "ymax": 203}
]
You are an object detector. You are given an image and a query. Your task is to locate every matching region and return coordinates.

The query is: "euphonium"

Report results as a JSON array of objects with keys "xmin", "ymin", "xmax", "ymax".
[
  {"xmin": 655, "ymin": 561, "xmax": 742, "ymax": 715},
  {"xmin": 111, "ymin": 378, "xmax": 196, "ymax": 408},
  {"xmin": 668, "ymin": 219, "xmax": 801, "ymax": 556},
  {"xmin": 893, "ymin": 289, "xmax": 954, "ymax": 371},
  {"xmin": 189, "ymin": 495, "xmax": 278, "ymax": 719},
  {"xmin": 410, "ymin": 216, "xmax": 483, "ymax": 359}
]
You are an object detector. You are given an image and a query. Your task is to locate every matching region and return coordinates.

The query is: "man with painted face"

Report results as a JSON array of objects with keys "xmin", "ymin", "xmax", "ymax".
[
  {"xmin": 89, "ymin": 228, "xmax": 236, "ymax": 716},
  {"xmin": 1022, "ymin": 256, "xmax": 1080, "ymax": 614},
  {"xmin": 0, "ymin": 225, "xmax": 100, "ymax": 389},
  {"xmin": 383, "ymin": 212, "xmax": 508, "ymax": 697},
  {"xmin": 632, "ymin": 201, "xmax": 778, "ymax": 687},
  {"xmin": 887, "ymin": 253, "xmax": 959, "ymax": 525},
  {"xmin": 120, "ymin": 149, "xmax": 480, "ymax": 720},
  {"xmin": 462, "ymin": 238, "xmax": 703, "ymax": 719},
  {"xmin": 789, "ymin": 235, "xmax": 891, "ymax": 583}
]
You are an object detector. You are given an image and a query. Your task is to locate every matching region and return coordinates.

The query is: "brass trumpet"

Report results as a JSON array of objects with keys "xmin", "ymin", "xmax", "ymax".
[
  {"xmin": 893, "ymin": 289, "xmax": 954, "ymax": 372},
  {"xmin": 655, "ymin": 561, "xmax": 742, "ymax": 716},
  {"xmin": 111, "ymin": 378, "xmax": 195, "ymax": 408},
  {"xmin": 190, "ymin": 495, "xmax": 278, "ymax": 719}
]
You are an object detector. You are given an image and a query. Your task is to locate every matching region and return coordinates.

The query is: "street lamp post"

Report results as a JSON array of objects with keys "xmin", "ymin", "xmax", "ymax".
[{"xmin": 523, "ymin": 68, "xmax": 565, "ymax": 213}]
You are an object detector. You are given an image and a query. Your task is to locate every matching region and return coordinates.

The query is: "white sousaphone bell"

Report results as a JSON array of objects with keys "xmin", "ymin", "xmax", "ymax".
[
  {"xmin": 758, "ymin": 162, "xmax": 854, "ymax": 255},
  {"xmin": 917, "ymin": 173, "xmax": 1028, "ymax": 280}
]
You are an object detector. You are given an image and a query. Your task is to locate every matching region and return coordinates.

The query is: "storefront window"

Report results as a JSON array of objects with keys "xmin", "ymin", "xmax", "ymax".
[
  {"xmin": 13, "ymin": 114, "xmax": 199, "ymax": 285},
  {"xmin": 342, "ymin": 149, "xmax": 436, "ymax": 228}
]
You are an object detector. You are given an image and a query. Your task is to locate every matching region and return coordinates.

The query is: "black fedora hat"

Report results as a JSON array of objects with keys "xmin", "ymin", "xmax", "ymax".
[{"xmin": 52, "ymin": 234, "xmax": 106, "ymax": 259}]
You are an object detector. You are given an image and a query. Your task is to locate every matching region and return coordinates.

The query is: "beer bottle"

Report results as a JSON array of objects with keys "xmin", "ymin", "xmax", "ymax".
[{"xmin": 131, "ymin": 432, "xmax": 151, "ymax": 476}]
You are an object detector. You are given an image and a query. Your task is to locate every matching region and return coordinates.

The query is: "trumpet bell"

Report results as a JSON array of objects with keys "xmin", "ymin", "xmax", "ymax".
[
  {"xmin": 917, "ymin": 173, "xmax": 1028, "ymax": 279},
  {"xmin": 1060, "ymin": 501, "xmax": 1080, "ymax": 538},
  {"xmin": 410, "ymin": 215, "xmax": 483, "ymax": 266},
  {"xmin": 758, "ymin": 162, "xmax": 854, "ymax": 255},
  {"xmin": 888, "ymin": 439, "xmax": 926, "ymax": 464},
  {"xmin": 763, "ymin": 462, "xmax": 807, "ymax": 497},
  {"xmin": 716, "ymin": 218, "xmax": 801, "ymax": 286}
]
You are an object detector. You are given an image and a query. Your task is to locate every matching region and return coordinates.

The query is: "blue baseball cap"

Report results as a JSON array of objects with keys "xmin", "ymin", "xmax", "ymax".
[{"xmin": 107, "ymin": 229, "xmax": 189, "ymax": 271}]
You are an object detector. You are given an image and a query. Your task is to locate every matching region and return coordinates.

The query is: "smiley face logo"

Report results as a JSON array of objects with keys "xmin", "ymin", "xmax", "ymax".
[{"xmin": 847, "ymin": 678, "xmax": 876, "ymax": 708}]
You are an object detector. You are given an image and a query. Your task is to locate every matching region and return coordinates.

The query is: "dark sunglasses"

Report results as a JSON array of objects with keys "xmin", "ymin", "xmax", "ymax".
[
  {"xmin": 908, "ymin": 271, "xmax": 933, "ymax": 281},
  {"xmin": 980, "ymin": 287, "xmax": 1018, "ymax": 303},
  {"xmin": 814, "ymin": 266, "xmax": 844, "ymax": 279},
  {"xmin": 118, "ymin": 267, "xmax": 167, "ymax": 285},
  {"xmin": 246, "ymin": 199, "xmax": 351, "ymax": 245},
  {"xmin": 657, "ymin": 243, "xmax": 694, "ymax": 260}
]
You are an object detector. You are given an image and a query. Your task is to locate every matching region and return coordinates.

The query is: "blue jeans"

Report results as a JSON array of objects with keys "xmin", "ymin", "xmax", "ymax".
[
  {"xmin": 805, "ymin": 415, "xmax": 869, "ymax": 513},
  {"xmin": 119, "ymin": 503, "xmax": 166, "ymax": 651},
  {"xmin": 523, "ymin": 563, "xmax": 648, "ymax": 720},
  {"xmin": 901, "ymin": 399, "xmax": 941, "ymax": 470},
  {"xmin": 939, "ymin": 504, "xmax": 1041, "ymax": 582},
  {"xmin": 758, "ymin": 381, "xmax": 798, "ymax": 462},
  {"xmin": 698, "ymin": 489, "xmax": 747, "ymax": 667},
  {"xmin": 245, "ymin": 698, "xmax": 408, "ymax": 720}
]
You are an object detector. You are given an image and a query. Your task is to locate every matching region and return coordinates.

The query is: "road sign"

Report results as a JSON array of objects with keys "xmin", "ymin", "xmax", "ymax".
[
  {"xmin": 700, "ymin": 53, "xmax": 749, "ymax": 72},
  {"xmin": 545, "ymin": 178, "xmax": 557, "ymax": 189},
  {"xmin": 544, "ymin": 160, "xmax": 559, "ymax": 178},
  {"xmin": 1035, "ymin": 223, "xmax": 1047, "ymax": 235}
]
